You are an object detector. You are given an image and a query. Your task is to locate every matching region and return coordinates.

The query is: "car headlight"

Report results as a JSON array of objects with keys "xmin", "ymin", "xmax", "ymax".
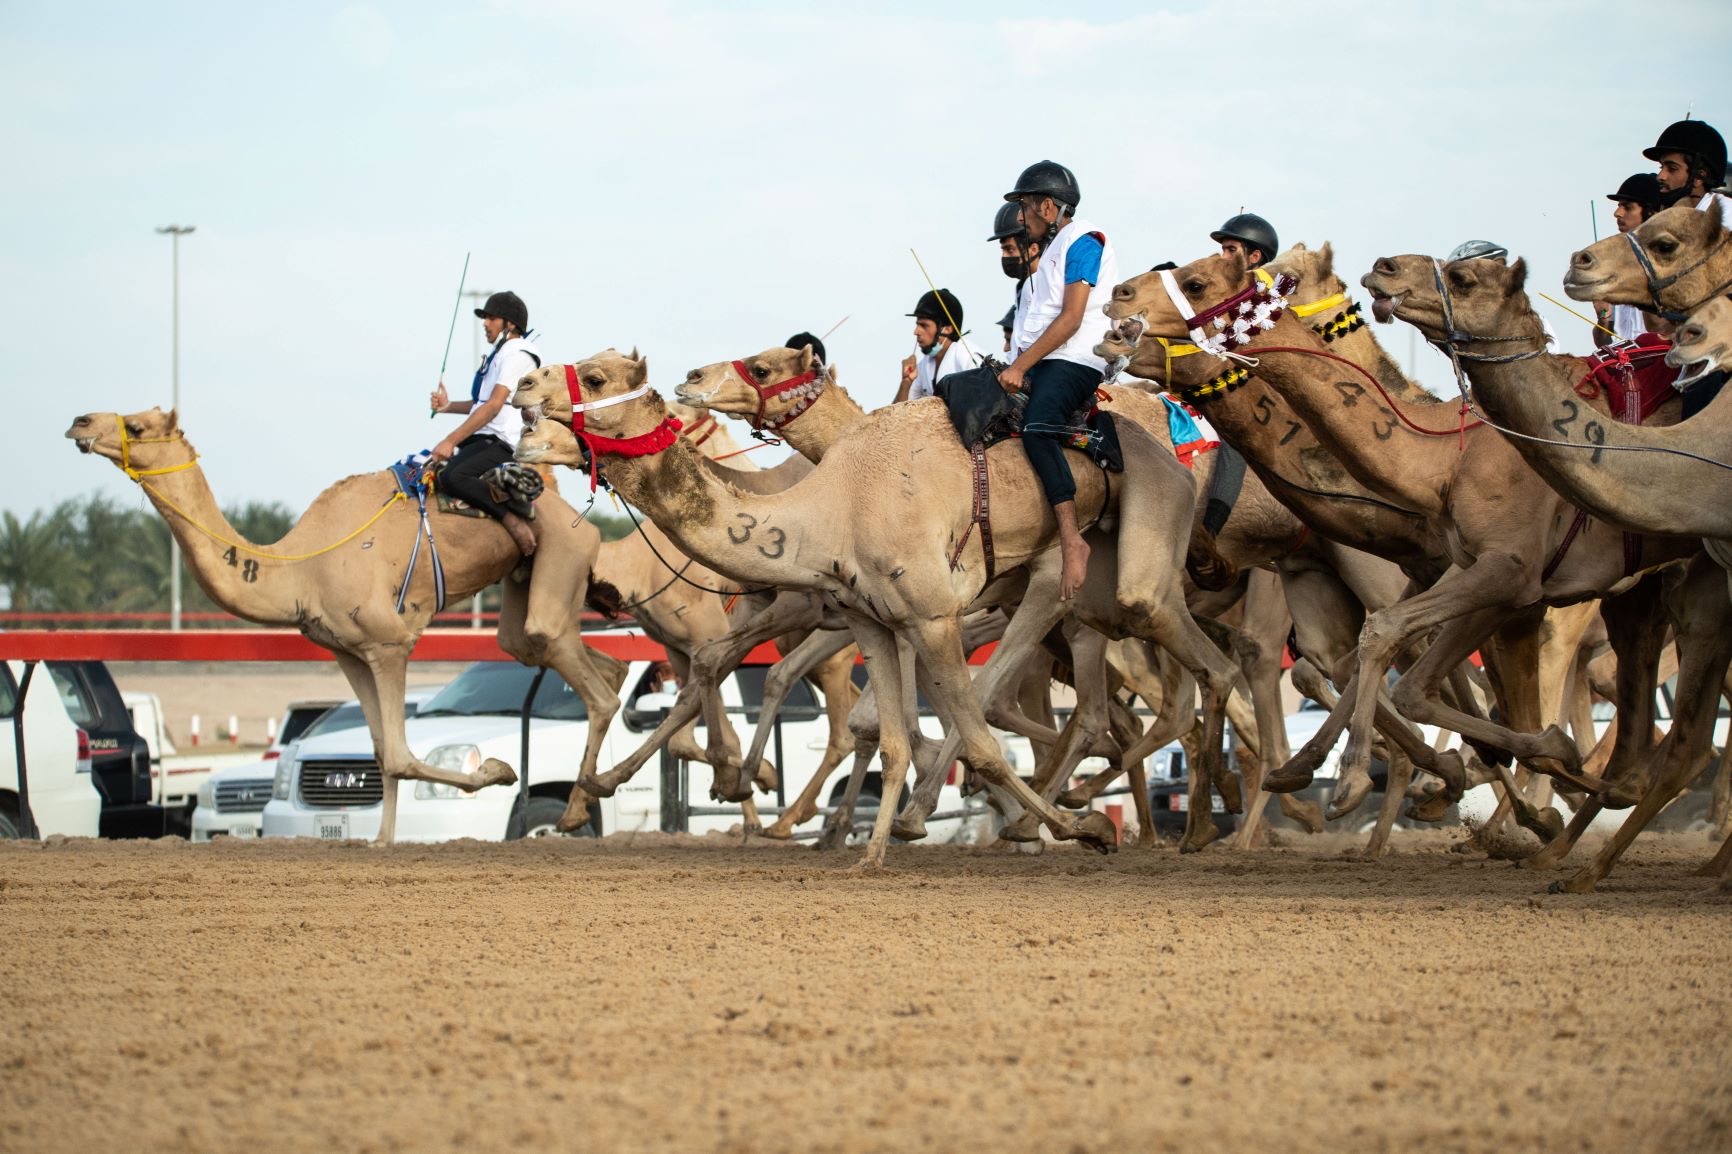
[
  {"xmin": 196, "ymin": 779, "xmax": 215, "ymax": 809},
  {"xmin": 272, "ymin": 757, "xmax": 294, "ymax": 801},
  {"xmin": 414, "ymin": 745, "xmax": 482, "ymax": 800}
]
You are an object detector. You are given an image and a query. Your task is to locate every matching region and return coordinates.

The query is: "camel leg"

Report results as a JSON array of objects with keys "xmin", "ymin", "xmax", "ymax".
[
  {"xmin": 1000, "ymin": 625, "xmax": 1115, "ymax": 842},
  {"xmin": 1558, "ymin": 557, "xmax": 1732, "ymax": 893},
  {"xmin": 1593, "ymin": 578, "xmax": 1672, "ymax": 808},
  {"xmin": 1360, "ymin": 747, "xmax": 1413, "ymax": 860},
  {"xmin": 848, "ymin": 619, "xmax": 920, "ymax": 871},
  {"xmin": 1230, "ymin": 569, "xmax": 1298, "ymax": 849},
  {"xmin": 330, "ymin": 650, "xmax": 393, "ymax": 844},
  {"xmin": 814, "ymin": 684, "xmax": 881, "ymax": 852},
  {"xmin": 748, "ymin": 629, "xmax": 858, "ymax": 838},
  {"xmin": 892, "ymin": 614, "xmax": 1116, "ymax": 860},
  {"xmin": 1698, "ymin": 829, "xmax": 1732, "ymax": 879}
]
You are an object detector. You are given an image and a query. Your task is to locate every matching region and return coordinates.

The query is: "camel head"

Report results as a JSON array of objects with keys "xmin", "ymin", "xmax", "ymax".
[
  {"xmin": 1103, "ymin": 250, "xmax": 1260, "ymax": 351},
  {"xmin": 675, "ymin": 344, "xmax": 826, "ymax": 429},
  {"xmin": 66, "ymin": 407, "xmax": 189, "ymax": 472},
  {"xmin": 514, "ymin": 412, "xmax": 585, "ymax": 467},
  {"xmin": 510, "ymin": 347, "xmax": 647, "ymax": 427},
  {"xmin": 1362, "ymin": 253, "xmax": 1544, "ymax": 349},
  {"xmin": 1563, "ymin": 200, "xmax": 1728, "ymax": 312},
  {"xmin": 1667, "ymin": 296, "xmax": 1732, "ymax": 387}
]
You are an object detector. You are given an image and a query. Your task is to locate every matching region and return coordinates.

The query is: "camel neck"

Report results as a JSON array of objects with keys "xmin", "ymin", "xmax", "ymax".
[
  {"xmin": 598, "ymin": 436, "xmax": 818, "ymax": 591},
  {"xmin": 131, "ymin": 460, "xmax": 297, "ymax": 623}
]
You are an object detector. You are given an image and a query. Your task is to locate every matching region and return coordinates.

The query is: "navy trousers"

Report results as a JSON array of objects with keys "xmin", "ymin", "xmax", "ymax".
[{"xmin": 1020, "ymin": 358, "xmax": 1104, "ymax": 506}]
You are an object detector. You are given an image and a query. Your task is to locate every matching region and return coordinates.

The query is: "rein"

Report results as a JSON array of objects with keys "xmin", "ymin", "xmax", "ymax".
[
  {"xmin": 1623, "ymin": 226, "xmax": 1732, "ymax": 322},
  {"xmin": 118, "ymin": 418, "xmax": 199, "ymax": 480},
  {"xmin": 729, "ymin": 360, "xmax": 827, "ymax": 439}
]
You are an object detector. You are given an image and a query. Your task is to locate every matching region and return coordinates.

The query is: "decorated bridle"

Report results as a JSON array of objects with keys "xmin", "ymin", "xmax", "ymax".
[
  {"xmin": 115, "ymin": 416, "xmax": 198, "ymax": 482},
  {"xmin": 727, "ymin": 359, "xmax": 828, "ymax": 440},
  {"xmin": 1156, "ymin": 266, "xmax": 1298, "ymax": 358},
  {"xmin": 561, "ymin": 363, "xmax": 683, "ymax": 491},
  {"xmin": 1620, "ymin": 224, "xmax": 1732, "ymax": 323}
]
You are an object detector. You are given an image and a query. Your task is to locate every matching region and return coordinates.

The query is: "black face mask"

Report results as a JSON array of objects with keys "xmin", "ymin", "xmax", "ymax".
[{"xmin": 1001, "ymin": 255, "xmax": 1026, "ymax": 279}]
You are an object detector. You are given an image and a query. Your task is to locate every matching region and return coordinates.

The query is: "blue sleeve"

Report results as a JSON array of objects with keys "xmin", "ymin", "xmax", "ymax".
[{"xmin": 1064, "ymin": 233, "xmax": 1104, "ymax": 285}]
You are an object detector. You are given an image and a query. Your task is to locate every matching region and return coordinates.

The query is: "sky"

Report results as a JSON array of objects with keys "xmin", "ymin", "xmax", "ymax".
[{"xmin": 3, "ymin": 0, "xmax": 1729, "ymax": 520}]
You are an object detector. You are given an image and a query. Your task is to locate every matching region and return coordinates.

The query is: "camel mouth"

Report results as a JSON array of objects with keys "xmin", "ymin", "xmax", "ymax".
[
  {"xmin": 74, "ymin": 437, "xmax": 95, "ymax": 453},
  {"xmin": 520, "ymin": 403, "xmax": 542, "ymax": 431},
  {"xmin": 675, "ymin": 376, "xmax": 719, "ymax": 405},
  {"xmin": 1561, "ymin": 271, "xmax": 1609, "ymax": 298},
  {"xmin": 1368, "ymin": 290, "xmax": 1403, "ymax": 324},
  {"xmin": 1666, "ymin": 350, "xmax": 1719, "ymax": 388},
  {"xmin": 1110, "ymin": 314, "xmax": 1146, "ymax": 349}
]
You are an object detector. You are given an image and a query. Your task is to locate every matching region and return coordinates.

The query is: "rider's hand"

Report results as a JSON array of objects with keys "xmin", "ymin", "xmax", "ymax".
[
  {"xmin": 430, "ymin": 383, "xmax": 448, "ymax": 413},
  {"xmin": 901, "ymin": 355, "xmax": 917, "ymax": 386},
  {"xmin": 430, "ymin": 438, "xmax": 457, "ymax": 463},
  {"xmin": 998, "ymin": 363, "xmax": 1026, "ymax": 393}
]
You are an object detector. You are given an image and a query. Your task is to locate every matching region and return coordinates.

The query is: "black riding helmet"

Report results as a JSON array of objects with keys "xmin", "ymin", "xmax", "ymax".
[
  {"xmin": 1644, "ymin": 119, "xmax": 1728, "ymax": 186},
  {"xmin": 989, "ymin": 201, "xmax": 1025, "ymax": 242},
  {"xmin": 998, "ymin": 306, "xmax": 1015, "ymax": 331},
  {"xmin": 1606, "ymin": 173, "xmax": 1663, "ymax": 216},
  {"xmin": 785, "ymin": 332, "xmax": 827, "ymax": 366},
  {"xmin": 908, "ymin": 289, "xmax": 964, "ymax": 333},
  {"xmin": 474, "ymin": 290, "xmax": 528, "ymax": 335},
  {"xmin": 1004, "ymin": 161, "xmax": 1081, "ymax": 210},
  {"xmin": 1209, "ymin": 214, "xmax": 1279, "ymax": 265}
]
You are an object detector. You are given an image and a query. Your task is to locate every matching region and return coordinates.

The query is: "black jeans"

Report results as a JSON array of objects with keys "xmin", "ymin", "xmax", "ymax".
[
  {"xmin": 1020, "ymin": 358, "xmax": 1104, "ymax": 506},
  {"xmin": 439, "ymin": 433, "xmax": 515, "ymax": 519}
]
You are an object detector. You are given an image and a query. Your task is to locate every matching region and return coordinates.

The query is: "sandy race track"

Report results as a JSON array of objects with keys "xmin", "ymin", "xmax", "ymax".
[{"xmin": 1, "ymin": 832, "xmax": 1727, "ymax": 1154}]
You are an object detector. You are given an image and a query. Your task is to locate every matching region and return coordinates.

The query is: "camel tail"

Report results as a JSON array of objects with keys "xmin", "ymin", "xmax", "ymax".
[
  {"xmin": 585, "ymin": 577, "xmax": 627, "ymax": 620},
  {"xmin": 1185, "ymin": 528, "xmax": 1240, "ymax": 593}
]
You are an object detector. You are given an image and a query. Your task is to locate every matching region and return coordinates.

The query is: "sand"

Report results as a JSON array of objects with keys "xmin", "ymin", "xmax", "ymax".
[{"xmin": 0, "ymin": 831, "xmax": 1727, "ymax": 1154}]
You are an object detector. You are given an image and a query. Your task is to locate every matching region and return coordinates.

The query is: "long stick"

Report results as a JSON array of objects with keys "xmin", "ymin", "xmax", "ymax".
[
  {"xmin": 1590, "ymin": 200, "xmax": 1599, "ymax": 242},
  {"xmin": 432, "ymin": 252, "xmax": 471, "ymax": 417},
  {"xmin": 908, "ymin": 248, "xmax": 979, "ymax": 366}
]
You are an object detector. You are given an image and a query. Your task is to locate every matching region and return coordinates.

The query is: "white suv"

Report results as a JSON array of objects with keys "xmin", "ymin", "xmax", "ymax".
[
  {"xmin": 261, "ymin": 654, "xmax": 978, "ymax": 843},
  {"xmin": 2, "ymin": 661, "xmax": 101, "ymax": 839}
]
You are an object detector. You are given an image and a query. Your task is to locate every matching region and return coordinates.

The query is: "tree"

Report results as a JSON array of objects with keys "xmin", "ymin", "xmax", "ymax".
[{"xmin": 0, "ymin": 510, "xmax": 71, "ymax": 612}]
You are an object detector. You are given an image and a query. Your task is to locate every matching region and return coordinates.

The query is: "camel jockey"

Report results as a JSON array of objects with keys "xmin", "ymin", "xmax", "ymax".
[
  {"xmin": 1000, "ymin": 160, "xmax": 1118, "ymax": 600},
  {"xmin": 785, "ymin": 331, "xmax": 827, "ymax": 367},
  {"xmin": 1210, "ymin": 213, "xmax": 1279, "ymax": 269},
  {"xmin": 1446, "ymin": 240, "xmax": 1561, "ymax": 353},
  {"xmin": 991, "ymin": 201, "xmax": 1038, "ymax": 354},
  {"xmin": 428, "ymin": 290, "xmax": 541, "ymax": 556},
  {"xmin": 1594, "ymin": 173, "xmax": 1664, "ymax": 347},
  {"xmin": 897, "ymin": 289, "xmax": 972, "ymax": 403},
  {"xmin": 1645, "ymin": 118, "xmax": 1732, "ymax": 215},
  {"xmin": 998, "ymin": 307, "xmax": 1016, "ymax": 354}
]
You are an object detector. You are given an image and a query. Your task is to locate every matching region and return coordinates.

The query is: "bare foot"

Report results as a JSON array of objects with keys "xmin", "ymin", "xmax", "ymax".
[
  {"xmin": 501, "ymin": 512, "xmax": 538, "ymax": 556},
  {"xmin": 1060, "ymin": 535, "xmax": 1090, "ymax": 601}
]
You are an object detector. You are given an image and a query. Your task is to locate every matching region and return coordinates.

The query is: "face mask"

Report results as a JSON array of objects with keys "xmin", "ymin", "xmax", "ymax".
[
  {"xmin": 1001, "ymin": 255, "xmax": 1025, "ymax": 279},
  {"xmin": 918, "ymin": 335, "xmax": 942, "ymax": 356}
]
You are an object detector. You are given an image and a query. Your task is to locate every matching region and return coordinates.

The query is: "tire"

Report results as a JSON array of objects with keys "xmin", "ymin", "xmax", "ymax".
[
  {"xmin": 0, "ymin": 803, "xmax": 19, "ymax": 840},
  {"xmin": 506, "ymin": 795, "xmax": 597, "ymax": 840}
]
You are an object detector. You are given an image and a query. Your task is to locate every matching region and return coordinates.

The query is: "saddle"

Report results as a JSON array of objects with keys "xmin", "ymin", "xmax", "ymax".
[
  {"xmin": 386, "ymin": 454, "xmax": 543, "ymax": 520},
  {"xmin": 935, "ymin": 361, "xmax": 1124, "ymax": 585}
]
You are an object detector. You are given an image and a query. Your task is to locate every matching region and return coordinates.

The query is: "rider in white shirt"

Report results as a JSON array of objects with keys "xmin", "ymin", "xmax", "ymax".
[
  {"xmin": 1646, "ymin": 118, "xmax": 1732, "ymax": 217},
  {"xmin": 896, "ymin": 289, "xmax": 973, "ymax": 402},
  {"xmin": 428, "ymin": 290, "xmax": 542, "ymax": 555}
]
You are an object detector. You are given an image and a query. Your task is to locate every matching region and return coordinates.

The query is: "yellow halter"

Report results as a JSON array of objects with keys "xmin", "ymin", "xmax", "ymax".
[
  {"xmin": 116, "ymin": 415, "xmax": 200, "ymax": 482},
  {"xmin": 1155, "ymin": 336, "xmax": 1202, "ymax": 384}
]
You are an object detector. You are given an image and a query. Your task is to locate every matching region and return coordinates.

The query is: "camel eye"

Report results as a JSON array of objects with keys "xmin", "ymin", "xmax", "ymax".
[
  {"xmin": 1183, "ymin": 279, "xmax": 1205, "ymax": 296},
  {"xmin": 1651, "ymin": 237, "xmax": 1678, "ymax": 257},
  {"xmin": 125, "ymin": 423, "xmax": 143, "ymax": 436},
  {"xmin": 752, "ymin": 365, "xmax": 769, "ymax": 380},
  {"xmin": 585, "ymin": 374, "xmax": 605, "ymax": 388},
  {"xmin": 1447, "ymin": 270, "xmax": 1473, "ymax": 291}
]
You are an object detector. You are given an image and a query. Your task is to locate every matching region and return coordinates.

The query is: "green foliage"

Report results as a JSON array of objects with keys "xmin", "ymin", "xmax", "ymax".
[
  {"xmin": 584, "ymin": 509, "xmax": 635, "ymax": 542},
  {"xmin": 0, "ymin": 492, "xmax": 299, "ymax": 616}
]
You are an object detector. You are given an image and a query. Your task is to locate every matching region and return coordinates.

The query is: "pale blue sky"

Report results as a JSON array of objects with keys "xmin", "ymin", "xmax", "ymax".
[{"xmin": 4, "ymin": 0, "xmax": 1728, "ymax": 517}]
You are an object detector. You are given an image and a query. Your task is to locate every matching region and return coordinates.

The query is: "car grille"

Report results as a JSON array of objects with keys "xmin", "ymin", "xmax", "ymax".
[
  {"xmin": 214, "ymin": 777, "xmax": 275, "ymax": 814},
  {"xmin": 297, "ymin": 760, "xmax": 384, "ymax": 808}
]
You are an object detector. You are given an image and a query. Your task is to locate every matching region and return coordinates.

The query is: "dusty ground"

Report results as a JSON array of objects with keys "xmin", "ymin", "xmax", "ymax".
[{"xmin": 1, "ymin": 831, "xmax": 1727, "ymax": 1154}]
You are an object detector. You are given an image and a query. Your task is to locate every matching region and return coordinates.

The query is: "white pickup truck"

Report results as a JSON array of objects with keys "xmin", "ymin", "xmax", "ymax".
[
  {"xmin": 123, "ymin": 691, "xmax": 278, "ymax": 815},
  {"xmin": 2, "ymin": 661, "xmax": 102, "ymax": 838},
  {"xmin": 262, "ymin": 652, "xmax": 986, "ymax": 843}
]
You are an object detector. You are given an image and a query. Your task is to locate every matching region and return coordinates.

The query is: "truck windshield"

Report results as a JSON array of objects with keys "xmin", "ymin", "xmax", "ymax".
[{"xmin": 416, "ymin": 663, "xmax": 588, "ymax": 721}]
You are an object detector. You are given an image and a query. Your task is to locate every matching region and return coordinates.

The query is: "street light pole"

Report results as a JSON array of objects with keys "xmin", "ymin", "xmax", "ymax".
[{"xmin": 155, "ymin": 224, "xmax": 195, "ymax": 631}]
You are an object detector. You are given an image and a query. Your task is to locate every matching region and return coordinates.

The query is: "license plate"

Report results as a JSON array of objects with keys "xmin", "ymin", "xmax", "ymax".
[
  {"xmin": 1171, "ymin": 794, "xmax": 1226, "ymax": 813},
  {"xmin": 227, "ymin": 825, "xmax": 256, "ymax": 839},
  {"xmin": 315, "ymin": 814, "xmax": 349, "ymax": 840}
]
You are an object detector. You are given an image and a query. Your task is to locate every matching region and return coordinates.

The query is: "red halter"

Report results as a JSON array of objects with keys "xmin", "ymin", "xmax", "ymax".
[
  {"xmin": 561, "ymin": 363, "xmax": 683, "ymax": 490},
  {"xmin": 730, "ymin": 360, "xmax": 826, "ymax": 433}
]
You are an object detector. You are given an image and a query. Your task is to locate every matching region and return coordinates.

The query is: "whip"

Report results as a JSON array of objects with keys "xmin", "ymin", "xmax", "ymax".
[
  {"xmin": 432, "ymin": 252, "xmax": 471, "ymax": 418},
  {"xmin": 909, "ymin": 248, "xmax": 980, "ymax": 367}
]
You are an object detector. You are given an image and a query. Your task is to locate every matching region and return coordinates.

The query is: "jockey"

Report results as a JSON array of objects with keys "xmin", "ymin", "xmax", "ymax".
[
  {"xmin": 1210, "ymin": 213, "xmax": 1280, "ymax": 269},
  {"xmin": 991, "ymin": 199, "xmax": 1040, "ymax": 354},
  {"xmin": 999, "ymin": 160, "xmax": 1118, "ymax": 600},
  {"xmin": 1595, "ymin": 174, "xmax": 1664, "ymax": 347},
  {"xmin": 1646, "ymin": 118, "xmax": 1732, "ymax": 215},
  {"xmin": 897, "ymin": 289, "xmax": 973, "ymax": 402},
  {"xmin": 428, "ymin": 290, "xmax": 542, "ymax": 556}
]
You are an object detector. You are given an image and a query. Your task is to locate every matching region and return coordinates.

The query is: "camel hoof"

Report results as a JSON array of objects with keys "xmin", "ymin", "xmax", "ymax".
[
  {"xmin": 1262, "ymin": 765, "xmax": 1314, "ymax": 794},
  {"xmin": 890, "ymin": 815, "xmax": 929, "ymax": 842},
  {"xmin": 1406, "ymin": 792, "xmax": 1453, "ymax": 824},
  {"xmin": 1327, "ymin": 772, "xmax": 1374, "ymax": 821},
  {"xmin": 847, "ymin": 857, "xmax": 889, "ymax": 876},
  {"xmin": 555, "ymin": 809, "xmax": 590, "ymax": 833},
  {"xmin": 1535, "ymin": 724, "xmax": 1583, "ymax": 774},
  {"xmin": 478, "ymin": 758, "xmax": 518, "ymax": 789},
  {"xmin": 1068, "ymin": 811, "xmax": 1119, "ymax": 853},
  {"xmin": 1519, "ymin": 845, "xmax": 1570, "ymax": 871},
  {"xmin": 1216, "ymin": 771, "xmax": 1244, "ymax": 815},
  {"xmin": 1055, "ymin": 786, "xmax": 1091, "ymax": 809},
  {"xmin": 1533, "ymin": 806, "xmax": 1566, "ymax": 841},
  {"xmin": 578, "ymin": 773, "xmax": 619, "ymax": 799},
  {"xmin": 1601, "ymin": 777, "xmax": 1646, "ymax": 810},
  {"xmin": 758, "ymin": 821, "xmax": 795, "ymax": 841},
  {"xmin": 1432, "ymin": 749, "xmax": 1468, "ymax": 801},
  {"xmin": 1283, "ymin": 798, "xmax": 1326, "ymax": 834},
  {"xmin": 1178, "ymin": 821, "xmax": 1220, "ymax": 854},
  {"xmin": 753, "ymin": 759, "xmax": 779, "ymax": 793},
  {"xmin": 1549, "ymin": 872, "xmax": 1597, "ymax": 895},
  {"xmin": 1000, "ymin": 813, "xmax": 1043, "ymax": 843}
]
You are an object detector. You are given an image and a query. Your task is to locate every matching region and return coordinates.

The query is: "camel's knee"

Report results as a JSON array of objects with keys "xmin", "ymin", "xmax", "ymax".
[{"xmin": 1389, "ymin": 674, "xmax": 1432, "ymax": 720}]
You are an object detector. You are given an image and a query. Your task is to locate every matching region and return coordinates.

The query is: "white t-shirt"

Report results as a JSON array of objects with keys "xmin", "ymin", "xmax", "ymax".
[
  {"xmin": 1696, "ymin": 191, "xmax": 1732, "ymax": 218},
  {"xmin": 909, "ymin": 339, "xmax": 976, "ymax": 400},
  {"xmin": 1610, "ymin": 303, "xmax": 1647, "ymax": 341},
  {"xmin": 470, "ymin": 335, "xmax": 541, "ymax": 446}
]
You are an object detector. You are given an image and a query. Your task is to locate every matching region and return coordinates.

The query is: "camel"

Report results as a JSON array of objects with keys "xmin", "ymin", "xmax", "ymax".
[
  {"xmin": 1556, "ymin": 203, "xmax": 1732, "ymax": 577},
  {"xmin": 514, "ymin": 348, "xmax": 1246, "ymax": 867},
  {"xmin": 670, "ymin": 344, "xmax": 1341, "ymax": 847},
  {"xmin": 1098, "ymin": 245, "xmax": 1548, "ymax": 839},
  {"xmin": 1357, "ymin": 252, "xmax": 1732, "ymax": 889},
  {"xmin": 66, "ymin": 408, "xmax": 627, "ymax": 844},
  {"xmin": 1104, "ymin": 250, "xmax": 1706, "ymax": 881}
]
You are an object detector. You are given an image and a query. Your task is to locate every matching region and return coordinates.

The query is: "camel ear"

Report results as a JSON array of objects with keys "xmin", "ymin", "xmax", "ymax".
[
  {"xmin": 632, "ymin": 356, "xmax": 648, "ymax": 386},
  {"xmin": 1508, "ymin": 258, "xmax": 1529, "ymax": 293},
  {"xmin": 629, "ymin": 346, "xmax": 641, "ymax": 363},
  {"xmin": 1706, "ymin": 197, "xmax": 1725, "ymax": 235},
  {"xmin": 1316, "ymin": 242, "xmax": 1334, "ymax": 278},
  {"xmin": 796, "ymin": 344, "xmax": 814, "ymax": 374}
]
